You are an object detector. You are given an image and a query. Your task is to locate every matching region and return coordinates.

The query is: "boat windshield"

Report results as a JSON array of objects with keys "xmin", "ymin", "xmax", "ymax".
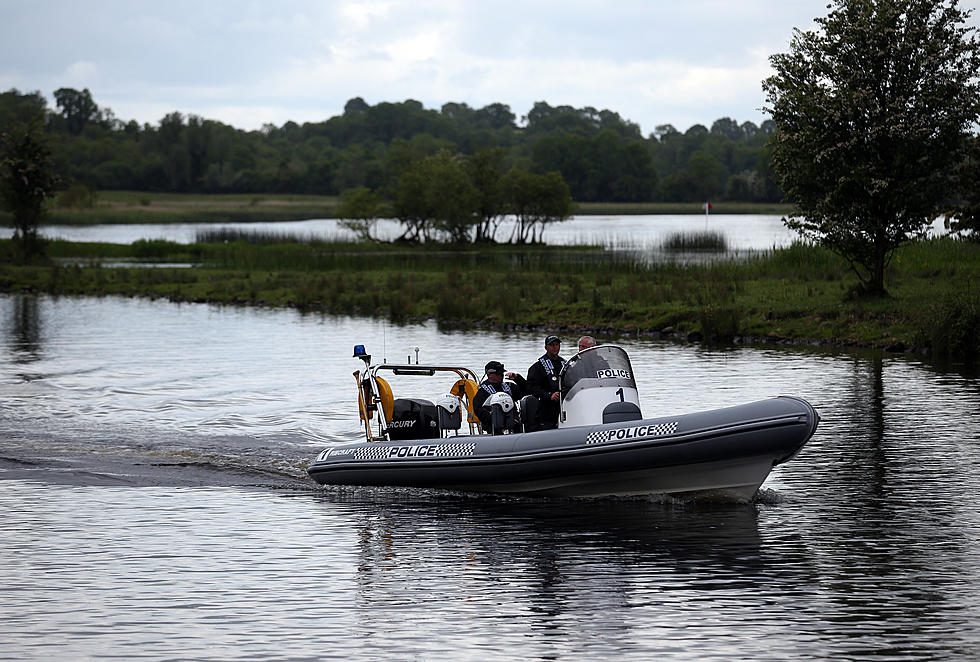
[{"xmin": 560, "ymin": 345, "xmax": 636, "ymax": 396}]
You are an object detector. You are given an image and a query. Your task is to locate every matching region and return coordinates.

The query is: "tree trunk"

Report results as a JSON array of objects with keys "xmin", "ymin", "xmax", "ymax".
[{"xmin": 869, "ymin": 248, "xmax": 887, "ymax": 296}]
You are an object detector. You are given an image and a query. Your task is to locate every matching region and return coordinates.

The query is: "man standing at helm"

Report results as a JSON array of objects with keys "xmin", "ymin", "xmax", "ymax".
[
  {"xmin": 572, "ymin": 334, "xmax": 608, "ymax": 374},
  {"xmin": 526, "ymin": 335, "xmax": 566, "ymax": 429}
]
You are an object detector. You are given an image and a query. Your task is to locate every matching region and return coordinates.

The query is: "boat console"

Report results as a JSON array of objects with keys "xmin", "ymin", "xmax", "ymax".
[{"xmin": 559, "ymin": 346, "xmax": 642, "ymax": 428}]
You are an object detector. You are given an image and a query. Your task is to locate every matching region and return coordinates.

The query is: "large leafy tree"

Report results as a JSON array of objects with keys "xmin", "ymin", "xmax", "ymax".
[
  {"xmin": 501, "ymin": 170, "xmax": 574, "ymax": 244},
  {"xmin": 465, "ymin": 147, "xmax": 507, "ymax": 243},
  {"xmin": 0, "ymin": 89, "xmax": 48, "ymax": 127},
  {"xmin": 53, "ymin": 87, "xmax": 100, "ymax": 136},
  {"xmin": 763, "ymin": 0, "xmax": 980, "ymax": 295},
  {"xmin": 392, "ymin": 152, "xmax": 479, "ymax": 243},
  {"xmin": 426, "ymin": 154, "xmax": 479, "ymax": 244},
  {"xmin": 0, "ymin": 119, "xmax": 61, "ymax": 258},
  {"xmin": 336, "ymin": 186, "xmax": 385, "ymax": 242}
]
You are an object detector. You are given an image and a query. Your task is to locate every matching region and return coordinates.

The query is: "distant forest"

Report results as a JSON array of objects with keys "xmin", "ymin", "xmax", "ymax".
[{"xmin": 1, "ymin": 87, "xmax": 782, "ymax": 203}]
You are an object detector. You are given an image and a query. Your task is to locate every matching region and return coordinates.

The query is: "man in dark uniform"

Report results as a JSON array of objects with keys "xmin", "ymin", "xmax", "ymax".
[
  {"xmin": 473, "ymin": 360, "xmax": 528, "ymax": 432},
  {"xmin": 526, "ymin": 335, "xmax": 566, "ymax": 429}
]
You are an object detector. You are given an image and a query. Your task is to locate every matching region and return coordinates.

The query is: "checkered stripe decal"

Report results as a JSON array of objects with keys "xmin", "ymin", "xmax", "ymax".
[
  {"xmin": 354, "ymin": 445, "xmax": 393, "ymax": 460},
  {"xmin": 438, "ymin": 443, "xmax": 477, "ymax": 457},
  {"xmin": 353, "ymin": 442, "xmax": 477, "ymax": 460},
  {"xmin": 586, "ymin": 420, "xmax": 678, "ymax": 445}
]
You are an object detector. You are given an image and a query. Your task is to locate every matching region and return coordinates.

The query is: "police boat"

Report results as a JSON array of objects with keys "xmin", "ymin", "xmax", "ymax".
[{"xmin": 306, "ymin": 344, "xmax": 819, "ymax": 499}]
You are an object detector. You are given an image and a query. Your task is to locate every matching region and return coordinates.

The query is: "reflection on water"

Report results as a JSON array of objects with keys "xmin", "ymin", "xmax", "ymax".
[
  {"xmin": 1, "ymin": 293, "xmax": 980, "ymax": 660},
  {"xmin": 347, "ymin": 496, "xmax": 775, "ymax": 586},
  {"xmin": 342, "ymin": 495, "xmax": 795, "ymax": 659},
  {"xmin": 7, "ymin": 293, "xmax": 42, "ymax": 364}
]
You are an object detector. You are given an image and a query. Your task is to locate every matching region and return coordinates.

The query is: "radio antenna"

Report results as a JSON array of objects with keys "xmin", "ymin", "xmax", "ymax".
[{"xmin": 382, "ymin": 321, "xmax": 387, "ymax": 363}]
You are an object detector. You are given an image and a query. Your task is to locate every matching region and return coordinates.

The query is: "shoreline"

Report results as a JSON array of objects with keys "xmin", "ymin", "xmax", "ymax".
[
  {"xmin": 2, "ymin": 236, "xmax": 976, "ymax": 366},
  {"xmin": 1, "ymin": 283, "xmax": 927, "ymax": 359},
  {"xmin": 1, "ymin": 192, "xmax": 795, "ymax": 226}
]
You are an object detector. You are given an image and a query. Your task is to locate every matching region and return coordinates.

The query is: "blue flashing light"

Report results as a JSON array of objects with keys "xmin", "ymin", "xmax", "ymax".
[{"xmin": 353, "ymin": 344, "xmax": 367, "ymax": 357}]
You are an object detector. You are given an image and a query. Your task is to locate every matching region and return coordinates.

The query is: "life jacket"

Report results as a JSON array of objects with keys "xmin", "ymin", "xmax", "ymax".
[
  {"xmin": 481, "ymin": 381, "xmax": 513, "ymax": 396},
  {"xmin": 538, "ymin": 355, "xmax": 567, "ymax": 377}
]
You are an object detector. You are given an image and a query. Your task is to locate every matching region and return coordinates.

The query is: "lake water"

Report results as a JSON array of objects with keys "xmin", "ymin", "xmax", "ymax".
[
  {"xmin": 2, "ymin": 214, "xmax": 951, "ymax": 253},
  {"xmin": 2, "ymin": 293, "xmax": 979, "ymax": 660},
  {"xmin": 4, "ymin": 214, "xmax": 797, "ymax": 250}
]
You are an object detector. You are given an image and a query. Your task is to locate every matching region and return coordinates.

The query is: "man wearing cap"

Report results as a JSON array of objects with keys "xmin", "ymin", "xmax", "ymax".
[
  {"xmin": 473, "ymin": 360, "xmax": 528, "ymax": 431},
  {"xmin": 526, "ymin": 335, "xmax": 567, "ymax": 429}
]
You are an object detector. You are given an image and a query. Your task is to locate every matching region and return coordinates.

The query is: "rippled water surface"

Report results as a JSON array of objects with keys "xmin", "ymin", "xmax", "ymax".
[{"xmin": 2, "ymin": 294, "xmax": 979, "ymax": 660}]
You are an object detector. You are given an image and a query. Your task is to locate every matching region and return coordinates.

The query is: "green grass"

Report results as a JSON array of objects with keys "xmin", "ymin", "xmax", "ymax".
[
  {"xmin": 2, "ymin": 237, "xmax": 977, "ymax": 360},
  {"xmin": 0, "ymin": 191, "xmax": 344, "ymax": 225}
]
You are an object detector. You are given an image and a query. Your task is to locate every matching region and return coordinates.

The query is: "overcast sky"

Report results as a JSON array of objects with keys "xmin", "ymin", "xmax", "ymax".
[{"xmin": 3, "ymin": 1, "xmax": 979, "ymax": 135}]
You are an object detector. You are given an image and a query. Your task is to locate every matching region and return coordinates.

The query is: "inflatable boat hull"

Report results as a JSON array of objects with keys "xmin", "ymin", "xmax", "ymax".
[{"xmin": 307, "ymin": 396, "xmax": 819, "ymax": 499}]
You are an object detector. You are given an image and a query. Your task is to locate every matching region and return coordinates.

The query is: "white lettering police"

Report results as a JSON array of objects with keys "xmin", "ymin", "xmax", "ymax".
[
  {"xmin": 388, "ymin": 445, "xmax": 439, "ymax": 458},
  {"xmin": 596, "ymin": 368, "xmax": 630, "ymax": 379},
  {"xmin": 600, "ymin": 424, "xmax": 665, "ymax": 443}
]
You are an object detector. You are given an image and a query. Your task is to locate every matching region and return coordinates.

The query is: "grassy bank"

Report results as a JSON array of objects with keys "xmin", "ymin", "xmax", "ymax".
[
  {"xmin": 0, "ymin": 192, "xmax": 794, "ymax": 226},
  {"xmin": 2, "ymin": 237, "xmax": 977, "ymax": 361},
  {"xmin": 0, "ymin": 192, "xmax": 343, "ymax": 225}
]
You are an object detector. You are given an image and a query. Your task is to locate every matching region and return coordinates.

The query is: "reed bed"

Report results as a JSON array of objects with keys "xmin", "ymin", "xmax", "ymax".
[
  {"xmin": 194, "ymin": 228, "xmax": 349, "ymax": 245},
  {"xmin": 661, "ymin": 231, "xmax": 729, "ymax": 252}
]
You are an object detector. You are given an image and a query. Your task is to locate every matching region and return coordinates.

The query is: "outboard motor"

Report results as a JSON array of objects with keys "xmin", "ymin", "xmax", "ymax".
[
  {"xmin": 436, "ymin": 394, "xmax": 462, "ymax": 436},
  {"xmin": 387, "ymin": 398, "xmax": 440, "ymax": 440},
  {"xmin": 483, "ymin": 391, "xmax": 516, "ymax": 435},
  {"xmin": 517, "ymin": 395, "xmax": 539, "ymax": 433}
]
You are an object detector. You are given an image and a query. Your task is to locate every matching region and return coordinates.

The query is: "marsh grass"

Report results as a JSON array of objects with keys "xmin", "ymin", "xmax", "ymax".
[
  {"xmin": 661, "ymin": 231, "xmax": 729, "ymax": 252},
  {"xmin": 194, "ymin": 228, "xmax": 348, "ymax": 245},
  {"xmin": 921, "ymin": 293, "xmax": 980, "ymax": 361}
]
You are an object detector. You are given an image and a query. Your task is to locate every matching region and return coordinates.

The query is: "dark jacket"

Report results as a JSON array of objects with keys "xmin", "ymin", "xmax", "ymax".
[
  {"xmin": 526, "ymin": 353, "xmax": 566, "ymax": 429},
  {"xmin": 473, "ymin": 375, "xmax": 528, "ymax": 430}
]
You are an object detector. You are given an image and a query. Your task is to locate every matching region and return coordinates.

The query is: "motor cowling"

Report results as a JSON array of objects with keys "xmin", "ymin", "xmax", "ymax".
[
  {"xmin": 517, "ymin": 395, "xmax": 539, "ymax": 433},
  {"xmin": 387, "ymin": 398, "xmax": 440, "ymax": 440}
]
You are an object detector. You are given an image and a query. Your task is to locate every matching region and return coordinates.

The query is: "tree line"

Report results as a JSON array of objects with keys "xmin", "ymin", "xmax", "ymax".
[
  {"xmin": 0, "ymin": 87, "xmax": 780, "ymax": 204},
  {"xmin": 4, "ymin": 0, "xmax": 980, "ymax": 278}
]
